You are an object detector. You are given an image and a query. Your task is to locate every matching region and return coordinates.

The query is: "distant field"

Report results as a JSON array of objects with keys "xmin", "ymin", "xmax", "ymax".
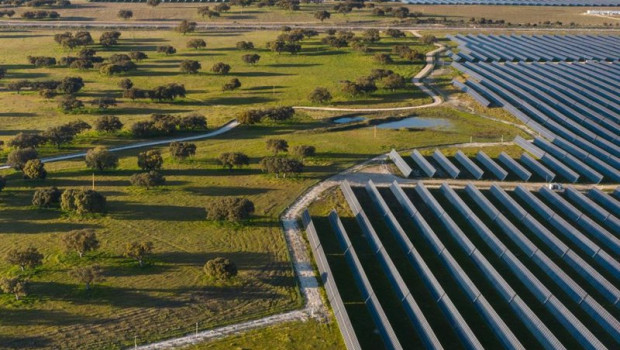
[
  {"xmin": 0, "ymin": 0, "xmax": 616, "ymax": 26},
  {"xmin": 0, "ymin": 28, "xmax": 434, "ymax": 156}
]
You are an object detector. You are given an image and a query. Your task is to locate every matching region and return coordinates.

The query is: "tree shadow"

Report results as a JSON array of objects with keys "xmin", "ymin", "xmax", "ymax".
[
  {"xmin": 0, "ymin": 308, "xmax": 100, "ymax": 327},
  {"xmin": 0, "ymin": 112, "xmax": 36, "ymax": 117},
  {"xmin": 0, "ymin": 335, "xmax": 52, "ymax": 349},
  {"xmin": 244, "ymin": 85, "xmax": 287, "ymax": 91},
  {"xmin": 207, "ymin": 96, "xmax": 275, "ymax": 105},
  {"xmin": 303, "ymin": 50, "xmax": 347, "ymax": 56},
  {"xmin": 265, "ymin": 63, "xmax": 320, "ymax": 68},
  {"xmin": 183, "ymin": 186, "xmax": 270, "ymax": 197},
  {"xmin": 233, "ymin": 71, "xmax": 293, "ymax": 77},
  {"xmin": 111, "ymin": 202, "xmax": 206, "ymax": 221},
  {"xmin": 0, "ymin": 221, "xmax": 100, "ymax": 234}
]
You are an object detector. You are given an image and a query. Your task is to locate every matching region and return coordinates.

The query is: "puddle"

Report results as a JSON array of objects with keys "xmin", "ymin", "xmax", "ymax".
[
  {"xmin": 333, "ymin": 116, "xmax": 367, "ymax": 124},
  {"xmin": 376, "ymin": 117, "xmax": 451, "ymax": 129}
]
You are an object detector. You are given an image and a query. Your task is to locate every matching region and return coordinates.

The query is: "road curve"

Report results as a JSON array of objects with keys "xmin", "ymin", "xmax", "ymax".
[{"xmin": 0, "ymin": 120, "xmax": 239, "ymax": 170}]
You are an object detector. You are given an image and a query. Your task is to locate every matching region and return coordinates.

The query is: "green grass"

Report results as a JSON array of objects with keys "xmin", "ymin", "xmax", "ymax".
[
  {"xmin": 180, "ymin": 319, "xmax": 344, "ymax": 350},
  {"xmin": 0, "ymin": 28, "xmax": 434, "ymax": 150},
  {"xmin": 0, "ymin": 107, "xmax": 523, "ymax": 348}
]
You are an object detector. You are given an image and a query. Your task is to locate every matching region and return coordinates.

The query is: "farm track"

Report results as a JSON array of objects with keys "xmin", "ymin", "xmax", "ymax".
[{"xmin": 0, "ymin": 120, "xmax": 239, "ymax": 170}]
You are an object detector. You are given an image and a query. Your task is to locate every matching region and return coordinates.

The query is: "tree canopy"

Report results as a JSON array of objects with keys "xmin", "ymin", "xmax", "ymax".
[
  {"xmin": 62, "ymin": 229, "xmax": 99, "ymax": 258},
  {"xmin": 204, "ymin": 257, "xmax": 238, "ymax": 280},
  {"xmin": 85, "ymin": 147, "xmax": 119, "ymax": 171}
]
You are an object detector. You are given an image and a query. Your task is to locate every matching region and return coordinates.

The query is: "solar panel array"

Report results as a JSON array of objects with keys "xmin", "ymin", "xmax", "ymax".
[
  {"xmin": 401, "ymin": 0, "xmax": 619, "ymax": 5},
  {"xmin": 307, "ymin": 181, "xmax": 620, "ymax": 349},
  {"xmin": 450, "ymin": 35, "xmax": 620, "ymax": 184}
]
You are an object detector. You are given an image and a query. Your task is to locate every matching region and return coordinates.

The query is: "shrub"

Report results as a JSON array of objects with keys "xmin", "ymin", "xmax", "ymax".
[
  {"xmin": 206, "ymin": 197, "xmax": 254, "ymax": 221},
  {"xmin": 137, "ymin": 149, "xmax": 163, "ymax": 171},
  {"xmin": 236, "ymin": 41, "xmax": 254, "ymax": 50},
  {"xmin": 169, "ymin": 142, "xmax": 196, "ymax": 160},
  {"xmin": 222, "ymin": 78, "xmax": 241, "ymax": 91},
  {"xmin": 307, "ymin": 87, "xmax": 332, "ymax": 104},
  {"xmin": 62, "ymin": 229, "xmax": 99, "ymax": 257},
  {"xmin": 61, "ymin": 189, "xmax": 106, "ymax": 214},
  {"xmin": 180, "ymin": 60, "xmax": 201, "ymax": 74},
  {"xmin": 23, "ymin": 159, "xmax": 47, "ymax": 180},
  {"xmin": 129, "ymin": 171, "xmax": 166, "ymax": 189},
  {"xmin": 85, "ymin": 147, "xmax": 119, "ymax": 171},
  {"xmin": 204, "ymin": 257, "xmax": 237, "ymax": 279},
  {"xmin": 7, "ymin": 148, "xmax": 38, "ymax": 170},
  {"xmin": 187, "ymin": 39, "xmax": 206, "ymax": 50},
  {"xmin": 32, "ymin": 187, "xmax": 61, "ymax": 207},
  {"xmin": 94, "ymin": 116, "xmax": 123, "ymax": 133},
  {"xmin": 217, "ymin": 152, "xmax": 249, "ymax": 170},
  {"xmin": 211, "ymin": 62, "xmax": 231, "ymax": 74}
]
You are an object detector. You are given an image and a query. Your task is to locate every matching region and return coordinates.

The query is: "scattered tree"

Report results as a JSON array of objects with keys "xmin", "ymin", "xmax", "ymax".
[
  {"xmin": 180, "ymin": 60, "xmax": 201, "ymax": 74},
  {"xmin": 129, "ymin": 171, "xmax": 166, "ymax": 189},
  {"xmin": 236, "ymin": 41, "xmax": 254, "ymax": 50},
  {"xmin": 169, "ymin": 142, "xmax": 196, "ymax": 160},
  {"xmin": 237, "ymin": 109, "xmax": 263, "ymax": 125},
  {"xmin": 259, "ymin": 156, "xmax": 303, "ymax": 178},
  {"xmin": 217, "ymin": 152, "xmax": 249, "ymax": 170},
  {"xmin": 374, "ymin": 53, "xmax": 393, "ymax": 64},
  {"xmin": 90, "ymin": 96, "xmax": 117, "ymax": 110},
  {"xmin": 58, "ymin": 76, "xmax": 85, "ymax": 94},
  {"xmin": 211, "ymin": 62, "xmax": 231, "ymax": 74},
  {"xmin": 307, "ymin": 87, "xmax": 332, "ymax": 104},
  {"xmin": 32, "ymin": 187, "xmax": 62, "ymax": 208},
  {"xmin": 241, "ymin": 54, "xmax": 260, "ymax": 65},
  {"xmin": 363, "ymin": 29, "xmax": 381, "ymax": 43},
  {"xmin": 266, "ymin": 139, "xmax": 288, "ymax": 154},
  {"xmin": 292, "ymin": 145, "xmax": 316, "ymax": 159},
  {"xmin": 146, "ymin": 0, "xmax": 161, "ymax": 7},
  {"xmin": 99, "ymin": 31, "xmax": 121, "ymax": 47},
  {"xmin": 222, "ymin": 78, "xmax": 241, "ymax": 91},
  {"xmin": 59, "ymin": 95, "xmax": 84, "ymax": 112},
  {"xmin": 129, "ymin": 51, "xmax": 148, "ymax": 61},
  {"xmin": 187, "ymin": 38, "xmax": 206, "ymax": 50},
  {"xmin": 175, "ymin": 20, "xmax": 197, "ymax": 35},
  {"xmin": 69, "ymin": 265, "xmax": 103, "ymax": 290},
  {"xmin": 118, "ymin": 78, "xmax": 133, "ymax": 90},
  {"xmin": 156, "ymin": 45, "xmax": 176, "ymax": 55},
  {"xmin": 385, "ymin": 29, "xmax": 405, "ymax": 38},
  {"xmin": 61, "ymin": 189, "xmax": 107, "ymax": 214},
  {"xmin": 62, "ymin": 229, "xmax": 99, "ymax": 258},
  {"xmin": 7, "ymin": 148, "xmax": 38, "ymax": 170},
  {"xmin": 85, "ymin": 147, "xmax": 119, "ymax": 171},
  {"xmin": 314, "ymin": 10, "xmax": 330, "ymax": 22},
  {"xmin": 0, "ymin": 277, "xmax": 28, "ymax": 300},
  {"xmin": 137, "ymin": 149, "xmax": 163, "ymax": 171},
  {"xmin": 5, "ymin": 246, "xmax": 43, "ymax": 271},
  {"xmin": 421, "ymin": 35, "xmax": 437, "ymax": 45},
  {"xmin": 204, "ymin": 257, "xmax": 237, "ymax": 279},
  {"xmin": 8, "ymin": 133, "xmax": 46, "ymax": 149},
  {"xmin": 23, "ymin": 159, "xmax": 47, "ymax": 180},
  {"xmin": 117, "ymin": 9, "xmax": 133, "ymax": 20},
  {"xmin": 206, "ymin": 197, "xmax": 254, "ymax": 221},
  {"xmin": 94, "ymin": 116, "xmax": 123, "ymax": 133},
  {"xmin": 124, "ymin": 241, "xmax": 153, "ymax": 267},
  {"xmin": 381, "ymin": 73, "xmax": 407, "ymax": 91}
]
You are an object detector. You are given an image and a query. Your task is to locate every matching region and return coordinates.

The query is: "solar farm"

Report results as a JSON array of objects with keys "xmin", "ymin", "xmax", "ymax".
[
  {"xmin": 400, "ymin": 0, "xmax": 620, "ymax": 5},
  {"xmin": 303, "ymin": 33, "xmax": 620, "ymax": 350},
  {"xmin": 304, "ymin": 180, "xmax": 620, "ymax": 349}
]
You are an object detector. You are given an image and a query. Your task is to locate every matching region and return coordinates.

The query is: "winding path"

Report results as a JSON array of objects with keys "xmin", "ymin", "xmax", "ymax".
[
  {"xmin": 0, "ymin": 120, "xmax": 239, "ymax": 170},
  {"xmin": 293, "ymin": 32, "xmax": 446, "ymax": 112}
]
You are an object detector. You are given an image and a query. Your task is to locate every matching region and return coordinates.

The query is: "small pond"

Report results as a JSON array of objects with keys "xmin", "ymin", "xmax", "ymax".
[
  {"xmin": 333, "ymin": 116, "xmax": 367, "ymax": 124},
  {"xmin": 376, "ymin": 117, "xmax": 452, "ymax": 129}
]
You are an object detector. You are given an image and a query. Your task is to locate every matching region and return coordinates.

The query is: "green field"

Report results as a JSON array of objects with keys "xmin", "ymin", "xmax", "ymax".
[
  {"xmin": 0, "ymin": 104, "xmax": 523, "ymax": 348},
  {"xmin": 0, "ymin": 28, "xmax": 434, "ymax": 157}
]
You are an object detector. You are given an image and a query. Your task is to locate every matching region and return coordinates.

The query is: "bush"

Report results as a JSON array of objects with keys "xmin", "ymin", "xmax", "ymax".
[
  {"xmin": 129, "ymin": 171, "xmax": 165, "ymax": 189},
  {"xmin": 94, "ymin": 116, "xmax": 123, "ymax": 133},
  {"xmin": 23, "ymin": 159, "xmax": 47, "ymax": 180},
  {"xmin": 211, "ymin": 62, "xmax": 231, "ymax": 74},
  {"xmin": 292, "ymin": 145, "xmax": 316, "ymax": 158},
  {"xmin": 187, "ymin": 39, "xmax": 206, "ymax": 50},
  {"xmin": 217, "ymin": 152, "xmax": 249, "ymax": 170},
  {"xmin": 157, "ymin": 45, "xmax": 176, "ymax": 55},
  {"xmin": 32, "ymin": 187, "xmax": 61, "ymax": 207},
  {"xmin": 222, "ymin": 78, "xmax": 241, "ymax": 91},
  {"xmin": 307, "ymin": 87, "xmax": 332, "ymax": 104},
  {"xmin": 236, "ymin": 41, "xmax": 254, "ymax": 50},
  {"xmin": 137, "ymin": 149, "xmax": 163, "ymax": 171},
  {"xmin": 85, "ymin": 147, "xmax": 118, "ymax": 171},
  {"xmin": 206, "ymin": 197, "xmax": 254, "ymax": 221},
  {"xmin": 61, "ymin": 189, "xmax": 106, "ymax": 214},
  {"xmin": 204, "ymin": 257, "xmax": 237, "ymax": 279},
  {"xmin": 180, "ymin": 60, "xmax": 201, "ymax": 74},
  {"xmin": 169, "ymin": 142, "xmax": 196, "ymax": 160},
  {"xmin": 7, "ymin": 148, "xmax": 38, "ymax": 170}
]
